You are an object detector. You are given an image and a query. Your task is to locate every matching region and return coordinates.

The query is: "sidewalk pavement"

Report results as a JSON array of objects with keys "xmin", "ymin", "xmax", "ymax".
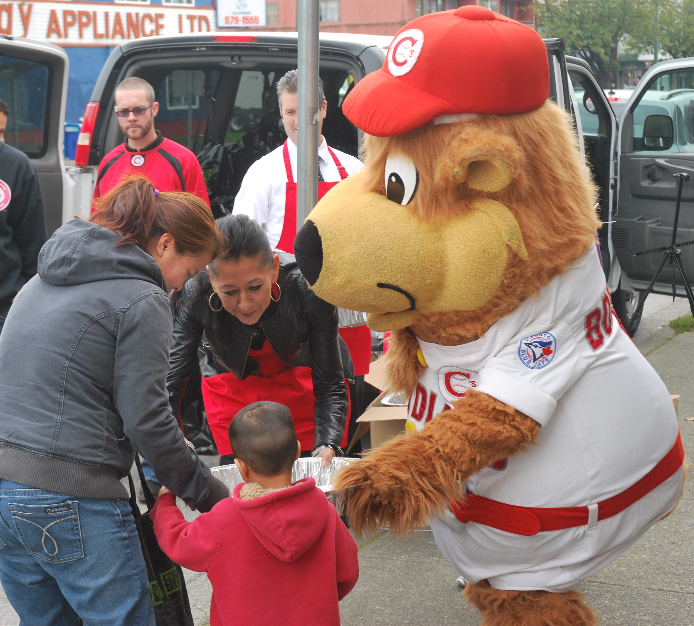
[{"xmin": 1, "ymin": 295, "xmax": 693, "ymax": 625}]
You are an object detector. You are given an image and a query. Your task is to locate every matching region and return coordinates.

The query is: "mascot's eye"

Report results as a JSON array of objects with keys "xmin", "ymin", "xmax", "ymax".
[{"xmin": 384, "ymin": 154, "xmax": 418, "ymax": 205}]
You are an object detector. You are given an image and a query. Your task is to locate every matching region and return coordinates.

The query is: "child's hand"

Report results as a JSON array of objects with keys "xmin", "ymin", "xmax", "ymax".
[{"xmin": 158, "ymin": 485, "xmax": 172, "ymax": 498}]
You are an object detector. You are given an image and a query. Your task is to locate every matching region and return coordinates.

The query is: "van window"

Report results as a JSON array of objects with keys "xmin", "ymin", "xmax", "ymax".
[
  {"xmin": 226, "ymin": 70, "xmax": 277, "ymax": 144},
  {"xmin": 0, "ymin": 55, "xmax": 50, "ymax": 158},
  {"xmin": 155, "ymin": 69, "xmax": 216, "ymax": 150},
  {"xmin": 569, "ymin": 72, "xmax": 609, "ymax": 140},
  {"xmin": 122, "ymin": 64, "xmax": 359, "ymax": 218},
  {"xmin": 221, "ymin": 68, "xmax": 358, "ymax": 155},
  {"xmin": 632, "ymin": 69, "xmax": 694, "ymax": 153}
]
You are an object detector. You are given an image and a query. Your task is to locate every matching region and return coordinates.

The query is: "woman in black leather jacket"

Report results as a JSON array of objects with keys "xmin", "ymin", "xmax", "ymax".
[{"xmin": 168, "ymin": 214, "xmax": 352, "ymax": 466}]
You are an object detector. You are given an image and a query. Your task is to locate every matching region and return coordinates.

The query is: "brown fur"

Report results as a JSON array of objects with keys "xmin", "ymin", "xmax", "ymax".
[
  {"xmin": 339, "ymin": 102, "xmax": 600, "ymax": 530},
  {"xmin": 334, "ymin": 389, "xmax": 539, "ymax": 538},
  {"xmin": 465, "ymin": 580, "xmax": 598, "ymax": 626},
  {"xmin": 336, "ymin": 101, "xmax": 605, "ymax": 624},
  {"xmin": 368, "ymin": 104, "xmax": 600, "ymax": 393}
]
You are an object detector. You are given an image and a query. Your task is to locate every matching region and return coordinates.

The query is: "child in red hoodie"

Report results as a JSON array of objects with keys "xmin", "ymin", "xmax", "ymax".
[{"xmin": 151, "ymin": 401, "xmax": 359, "ymax": 626}]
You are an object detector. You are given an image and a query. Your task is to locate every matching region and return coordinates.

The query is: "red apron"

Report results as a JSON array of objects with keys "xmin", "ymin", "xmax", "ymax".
[
  {"xmin": 277, "ymin": 140, "xmax": 371, "ymax": 375},
  {"xmin": 201, "ymin": 341, "xmax": 349, "ymax": 456},
  {"xmin": 277, "ymin": 139, "xmax": 348, "ymax": 253}
]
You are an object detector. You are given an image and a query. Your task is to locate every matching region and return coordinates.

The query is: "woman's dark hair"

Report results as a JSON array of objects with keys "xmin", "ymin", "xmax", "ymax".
[
  {"xmin": 208, "ymin": 214, "xmax": 273, "ymax": 273},
  {"xmin": 228, "ymin": 401, "xmax": 297, "ymax": 476},
  {"xmin": 90, "ymin": 175, "xmax": 221, "ymax": 257},
  {"xmin": 189, "ymin": 214, "xmax": 282, "ymax": 365}
]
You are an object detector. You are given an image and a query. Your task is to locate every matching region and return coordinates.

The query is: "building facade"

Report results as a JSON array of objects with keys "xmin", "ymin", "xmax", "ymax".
[
  {"xmin": 0, "ymin": 0, "xmax": 215, "ymax": 124},
  {"xmin": 1, "ymin": 0, "xmax": 534, "ymax": 146},
  {"xmin": 252, "ymin": 0, "xmax": 535, "ymax": 36}
]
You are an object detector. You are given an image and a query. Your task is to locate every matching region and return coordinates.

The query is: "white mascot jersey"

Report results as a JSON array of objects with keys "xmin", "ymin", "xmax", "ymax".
[{"xmin": 407, "ymin": 248, "xmax": 682, "ymax": 592}]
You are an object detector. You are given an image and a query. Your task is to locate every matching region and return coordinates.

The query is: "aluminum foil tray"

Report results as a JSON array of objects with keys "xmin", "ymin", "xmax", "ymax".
[
  {"xmin": 212, "ymin": 457, "xmax": 357, "ymax": 495},
  {"xmin": 337, "ymin": 308, "xmax": 368, "ymax": 328}
]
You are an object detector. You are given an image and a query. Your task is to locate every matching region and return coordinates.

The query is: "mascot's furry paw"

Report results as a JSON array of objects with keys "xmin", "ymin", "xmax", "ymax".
[
  {"xmin": 333, "ymin": 430, "xmax": 461, "ymax": 538},
  {"xmin": 335, "ymin": 390, "xmax": 540, "ymax": 538},
  {"xmin": 464, "ymin": 580, "xmax": 598, "ymax": 626}
]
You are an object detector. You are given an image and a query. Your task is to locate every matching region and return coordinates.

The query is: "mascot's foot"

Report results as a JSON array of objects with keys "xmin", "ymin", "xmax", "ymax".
[{"xmin": 464, "ymin": 580, "xmax": 598, "ymax": 626}]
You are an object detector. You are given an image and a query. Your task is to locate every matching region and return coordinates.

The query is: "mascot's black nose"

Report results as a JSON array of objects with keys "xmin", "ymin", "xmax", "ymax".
[{"xmin": 294, "ymin": 220, "xmax": 323, "ymax": 285}]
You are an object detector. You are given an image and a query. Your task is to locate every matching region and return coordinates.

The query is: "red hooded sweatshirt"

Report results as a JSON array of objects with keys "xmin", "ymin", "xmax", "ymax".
[{"xmin": 151, "ymin": 477, "xmax": 359, "ymax": 626}]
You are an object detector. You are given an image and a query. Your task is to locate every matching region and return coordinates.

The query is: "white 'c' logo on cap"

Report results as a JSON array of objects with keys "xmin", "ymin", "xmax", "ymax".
[{"xmin": 388, "ymin": 29, "xmax": 424, "ymax": 77}]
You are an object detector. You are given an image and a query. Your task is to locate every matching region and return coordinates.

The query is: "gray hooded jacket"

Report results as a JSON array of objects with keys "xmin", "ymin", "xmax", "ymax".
[{"xmin": 0, "ymin": 219, "xmax": 227, "ymax": 510}]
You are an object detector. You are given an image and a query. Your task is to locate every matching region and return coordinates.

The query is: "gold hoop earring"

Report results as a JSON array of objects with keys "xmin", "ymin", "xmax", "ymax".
[
  {"xmin": 271, "ymin": 282, "xmax": 281, "ymax": 303},
  {"xmin": 209, "ymin": 292, "xmax": 224, "ymax": 312}
]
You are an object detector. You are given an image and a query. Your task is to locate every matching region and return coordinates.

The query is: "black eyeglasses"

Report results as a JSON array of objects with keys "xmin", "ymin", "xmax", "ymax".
[{"xmin": 114, "ymin": 103, "xmax": 154, "ymax": 118}]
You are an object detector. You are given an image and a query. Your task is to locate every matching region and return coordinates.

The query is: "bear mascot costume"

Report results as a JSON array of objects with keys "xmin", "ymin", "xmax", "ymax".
[{"xmin": 294, "ymin": 6, "xmax": 684, "ymax": 625}]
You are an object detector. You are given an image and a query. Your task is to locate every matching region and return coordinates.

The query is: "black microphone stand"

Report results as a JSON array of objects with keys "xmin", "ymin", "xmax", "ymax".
[{"xmin": 631, "ymin": 172, "xmax": 694, "ymax": 321}]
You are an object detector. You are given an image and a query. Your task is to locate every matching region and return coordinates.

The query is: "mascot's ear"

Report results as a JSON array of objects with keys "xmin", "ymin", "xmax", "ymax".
[
  {"xmin": 436, "ymin": 126, "xmax": 525, "ymax": 193},
  {"xmin": 457, "ymin": 157, "xmax": 511, "ymax": 192}
]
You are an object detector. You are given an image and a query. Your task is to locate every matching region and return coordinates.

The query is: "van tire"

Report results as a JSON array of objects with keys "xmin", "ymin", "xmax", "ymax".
[{"xmin": 613, "ymin": 284, "xmax": 644, "ymax": 336}]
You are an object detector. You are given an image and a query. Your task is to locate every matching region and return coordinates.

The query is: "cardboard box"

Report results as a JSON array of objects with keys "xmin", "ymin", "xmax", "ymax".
[
  {"xmin": 364, "ymin": 353, "xmax": 389, "ymax": 391},
  {"xmin": 347, "ymin": 356, "xmax": 408, "ymax": 452},
  {"xmin": 671, "ymin": 394, "xmax": 680, "ymax": 417}
]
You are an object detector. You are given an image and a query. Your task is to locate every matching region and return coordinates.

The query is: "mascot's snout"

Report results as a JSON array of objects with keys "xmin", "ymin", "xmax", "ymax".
[{"xmin": 295, "ymin": 148, "xmax": 528, "ymax": 332}]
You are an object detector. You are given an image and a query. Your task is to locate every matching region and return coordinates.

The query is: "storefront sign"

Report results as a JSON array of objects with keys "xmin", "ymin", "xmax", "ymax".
[
  {"xmin": 0, "ymin": 1, "xmax": 215, "ymax": 46},
  {"xmin": 216, "ymin": 0, "xmax": 265, "ymax": 28}
]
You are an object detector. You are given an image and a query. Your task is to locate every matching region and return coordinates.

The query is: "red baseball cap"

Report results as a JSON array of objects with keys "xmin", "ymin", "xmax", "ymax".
[{"xmin": 343, "ymin": 6, "xmax": 549, "ymax": 137}]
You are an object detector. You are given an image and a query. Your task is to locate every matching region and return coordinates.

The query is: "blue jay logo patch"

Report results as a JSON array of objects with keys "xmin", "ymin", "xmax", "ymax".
[{"xmin": 518, "ymin": 332, "xmax": 557, "ymax": 370}]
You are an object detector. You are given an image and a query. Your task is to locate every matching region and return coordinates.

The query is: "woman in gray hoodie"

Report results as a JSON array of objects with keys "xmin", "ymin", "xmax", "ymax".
[{"xmin": 0, "ymin": 177, "xmax": 229, "ymax": 625}]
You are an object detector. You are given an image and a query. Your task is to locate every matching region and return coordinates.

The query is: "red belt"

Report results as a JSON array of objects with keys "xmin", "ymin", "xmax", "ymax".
[{"xmin": 450, "ymin": 431, "xmax": 684, "ymax": 537}]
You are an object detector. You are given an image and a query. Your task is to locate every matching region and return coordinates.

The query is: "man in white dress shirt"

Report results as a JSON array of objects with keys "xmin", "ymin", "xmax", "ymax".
[
  {"xmin": 233, "ymin": 69, "xmax": 363, "ymax": 253},
  {"xmin": 233, "ymin": 69, "xmax": 372, "ymax": 447}
]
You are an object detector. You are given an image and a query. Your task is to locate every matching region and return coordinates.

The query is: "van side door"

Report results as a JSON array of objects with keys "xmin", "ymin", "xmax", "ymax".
[
  {"xmin": 0, "ymin": 37, "xmax": 69, "ymax": 235},
  {"xmin": 566, "ymin": 60, "xmax": 618, "ymax": 283},
  {"xmin": 615, "ymin": 62, "xmax": 694, "ymax": 301}
]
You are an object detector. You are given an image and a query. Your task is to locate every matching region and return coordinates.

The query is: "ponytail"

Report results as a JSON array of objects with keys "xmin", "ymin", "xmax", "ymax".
[
  {"xmin": 209, "ymin": 214, "xmax": 273, "ymax": 273},
  {"xmin": 90, "ymin": 176, "xmax": 220, "ymax": 257}
]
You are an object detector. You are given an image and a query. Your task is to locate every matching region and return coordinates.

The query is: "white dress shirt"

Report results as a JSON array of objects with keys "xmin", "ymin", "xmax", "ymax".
[{"xmin": 233, "ymin": 137, "xmax": 363, "ymax": 247}]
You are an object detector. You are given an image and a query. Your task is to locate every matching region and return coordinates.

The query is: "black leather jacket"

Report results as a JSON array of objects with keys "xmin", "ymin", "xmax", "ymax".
[{"xmin": 168, "ymin": 253, "xmax": 353, "ymax": 452}]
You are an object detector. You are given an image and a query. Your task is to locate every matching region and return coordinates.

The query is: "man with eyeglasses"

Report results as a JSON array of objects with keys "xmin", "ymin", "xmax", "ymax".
[{"xmin": 92, "ymin": 77, "xmax": 209, "ymax": 206}]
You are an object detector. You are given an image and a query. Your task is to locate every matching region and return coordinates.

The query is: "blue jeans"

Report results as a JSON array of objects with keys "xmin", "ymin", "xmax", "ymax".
[{"xmin": 0, "ymin": 479, "xmax": 154, "ymax": 626}]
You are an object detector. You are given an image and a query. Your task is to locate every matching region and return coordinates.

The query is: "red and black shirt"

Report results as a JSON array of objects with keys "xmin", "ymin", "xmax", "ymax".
[{"xmin": 93, "ymin": 131, "xmax": 209, "ymax": 208}]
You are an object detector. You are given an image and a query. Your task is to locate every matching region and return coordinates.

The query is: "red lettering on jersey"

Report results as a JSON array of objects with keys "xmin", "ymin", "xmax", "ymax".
[
  {"xmin": 411, "ymin": 383, "xmax": 427, "ymax": 421},
  {"xmin": 585, "ymin": 290, "xmax": 615, "ymax": 350},
  {"xmin": 585, "ymin": 308, "xmax": 604, "ymax": 350},
  {"xmin": 602, "ymin": 292, "xmax": 613, "ymax": 336},
  {"xmin": 424, "ymin": 392, "xmax": 438, "ymax": 423},
  {"xmin": 444, "ymin": 371, "xmax": 473, "ymax": 398}
]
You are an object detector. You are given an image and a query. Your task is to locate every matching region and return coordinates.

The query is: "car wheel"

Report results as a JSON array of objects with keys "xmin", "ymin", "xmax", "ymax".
[{"xmin": 612, "ymin": 284, "xmax": 644, "ymax": 337}]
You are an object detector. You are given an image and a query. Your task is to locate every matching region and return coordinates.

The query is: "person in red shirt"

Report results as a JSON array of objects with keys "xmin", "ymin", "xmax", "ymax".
[
  {"xmin": 152, "ymin": 401, "xmax": 359, "ymax": 626},
  {"xmin": 92, "ymin": 77, "xmax": 209, "ymax": 207}
]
